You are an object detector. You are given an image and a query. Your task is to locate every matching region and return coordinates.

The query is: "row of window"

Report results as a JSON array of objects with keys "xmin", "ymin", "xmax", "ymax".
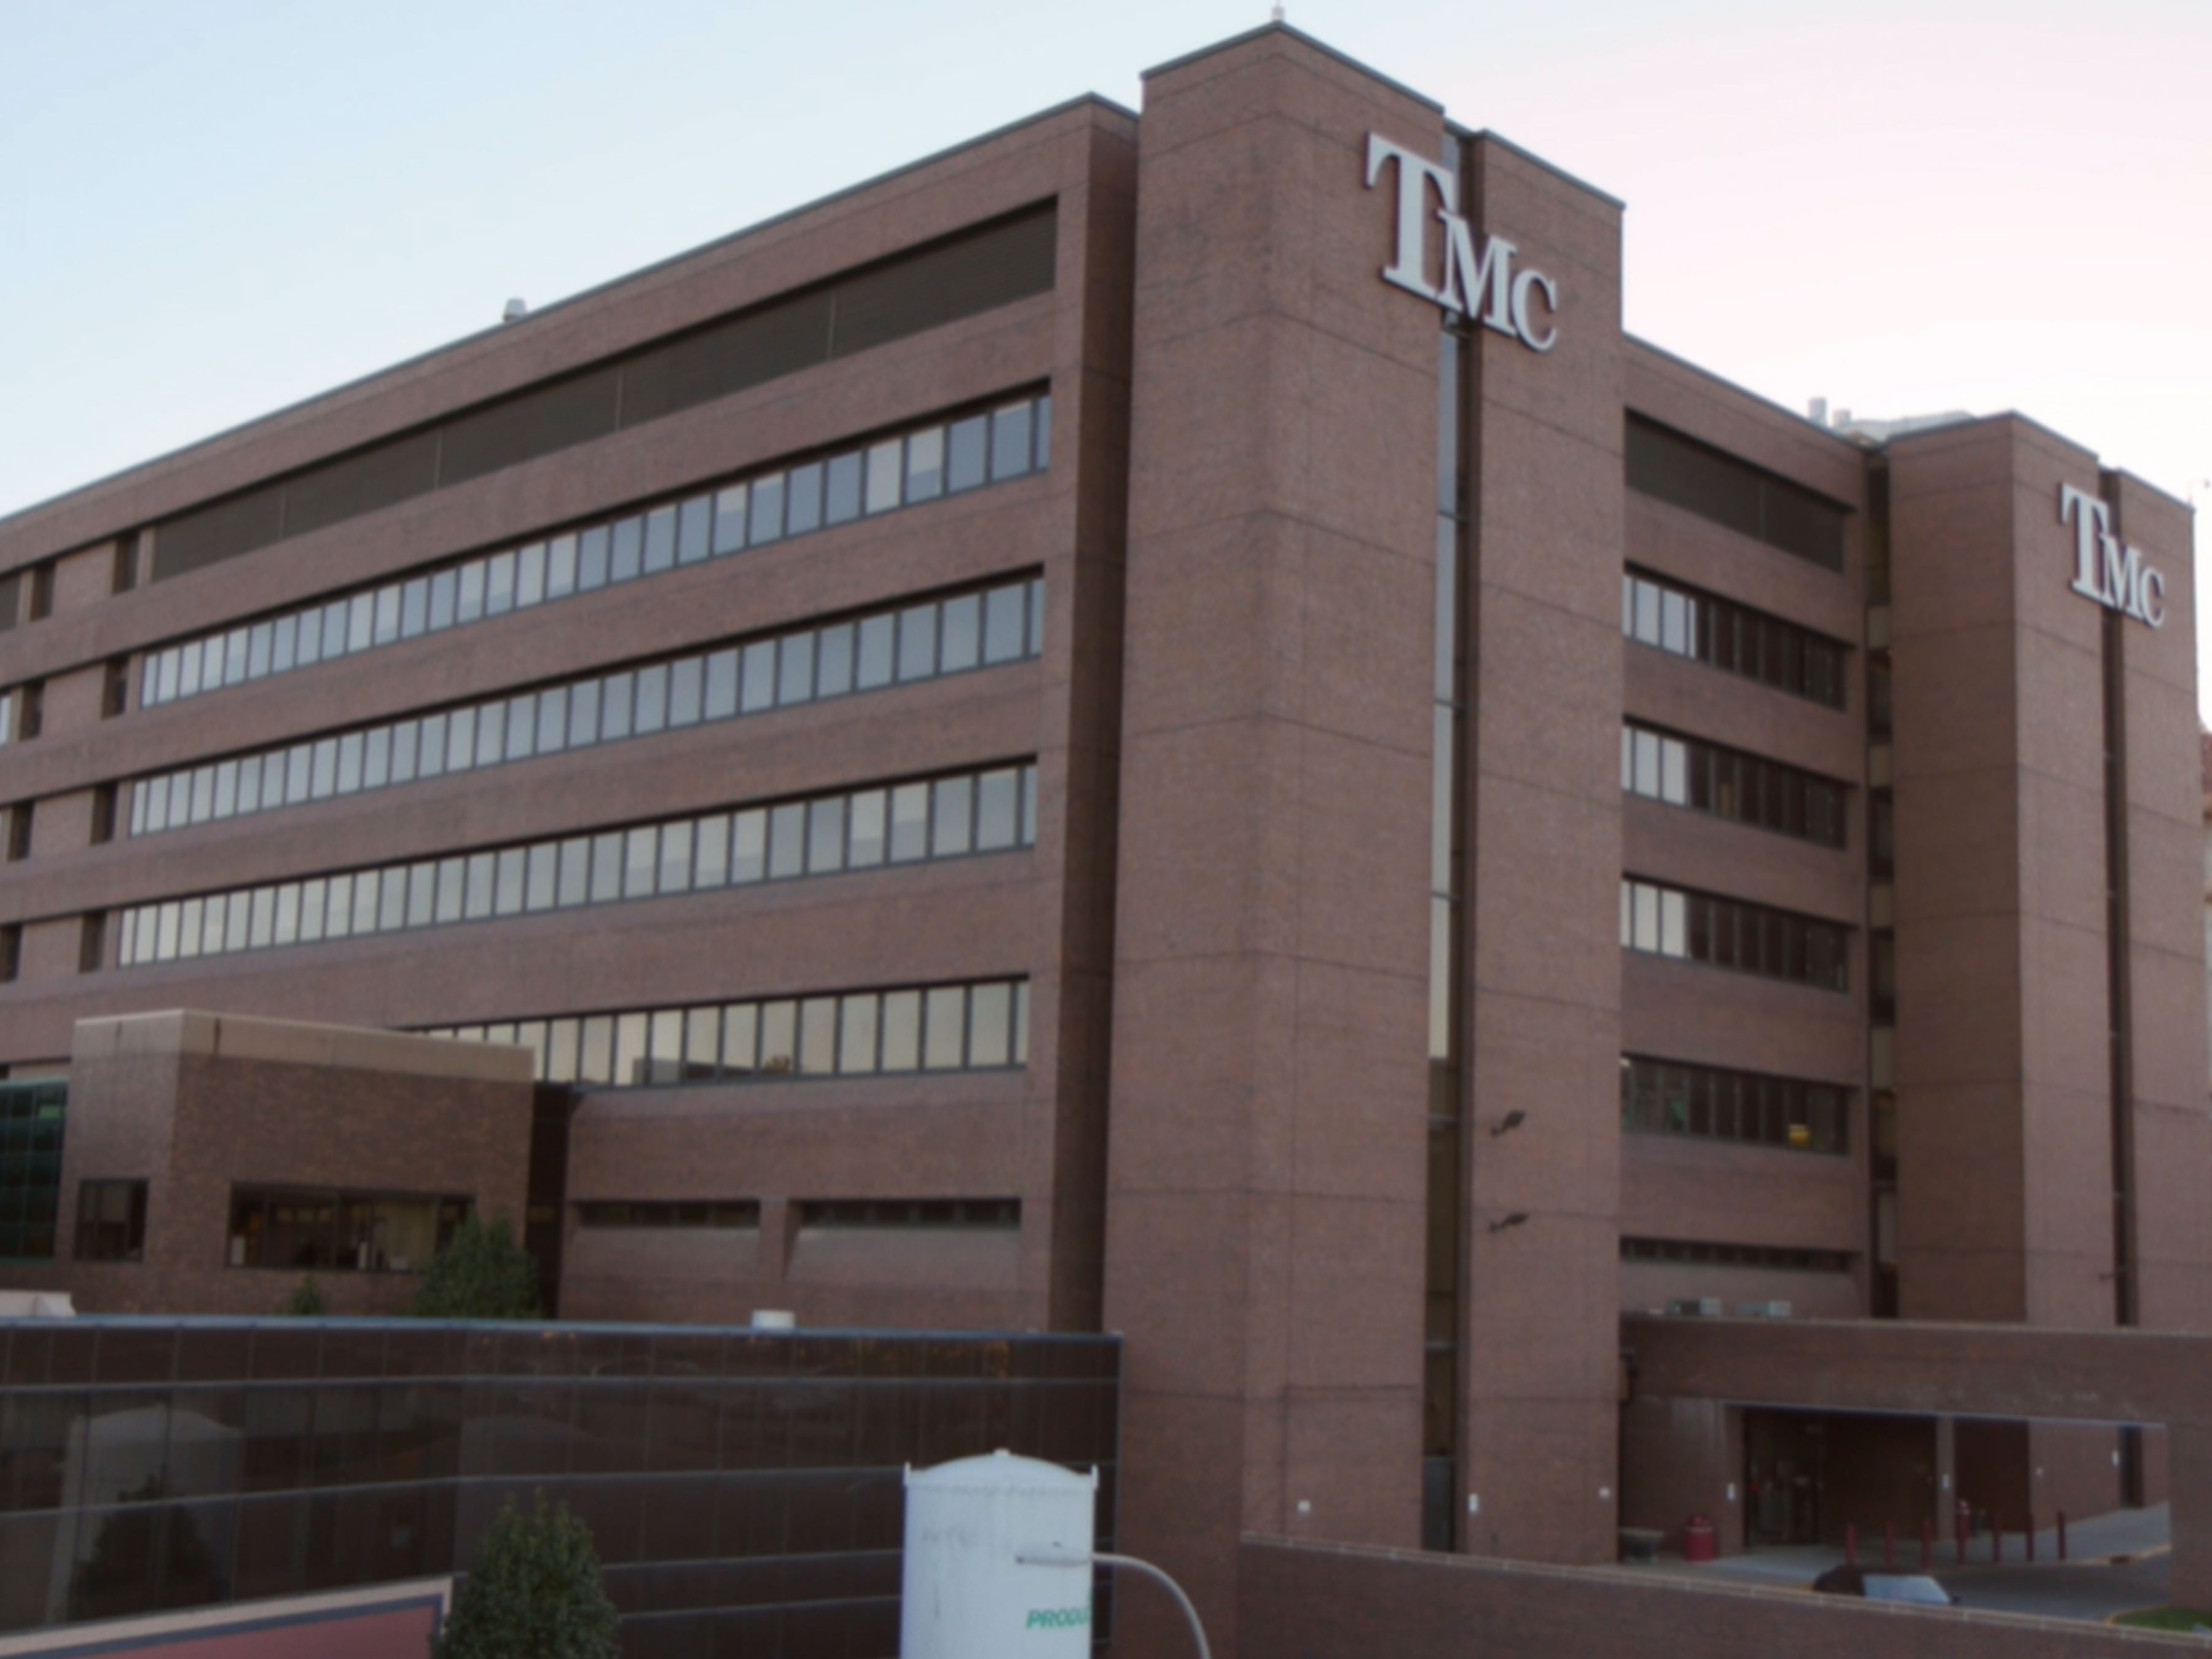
[
  {"xmin": 149, "ymin": 207, "xmax": 1057, "ymax": 581},
  {"xmin": 117, "ymin": 761, "xmax": 1038, "ymax": 968},
  {"xmin": 136, "ymin": 391, "xmax": 1053, "ymax": 711},
  {"xmin": 1625, "ymin": 414, "xmax": 1849, "ymax": 572},
  {"xmin": 129, "ymin": 575, "xmax": 1045, "ymax": 838},
  {"xmin": 1620, "ymin": 722, "xmax": 1848, "ymax": 849},
  {"xmin": 227, "ymin": 1188, "xmax": 471, "ymax": 1274},
  {"xmin": 1618, "ymin": 1055, "xmax": 1848, "ymax": 1153},
  {"xmin": 572, "ymin": 1198, "xmax": 1019, "ymax": 1230},
  {"xmin": 1622, "ymin": 570, "xmax": 1848, "ymax": 710},
  {"xmin": 1620, "ymin": 877, "xmax": 1849, "ymax": 991},
  {"xmin": 0, "ymin": 688, "xmax": 12, "ymax": 748},
  {"xmin": 418, "ymin": 978, "xmax": 1030, "ymax": 1088},
  {"xmin": 1621, "ymin": 1236, "xmax": 1854, "ymax": 1274}
]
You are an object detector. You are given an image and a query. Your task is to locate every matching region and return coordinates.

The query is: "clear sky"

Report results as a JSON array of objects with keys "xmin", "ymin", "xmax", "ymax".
[{"xmin": 6, "ymin": 1, "xmax": 2208, "ymax": 705}]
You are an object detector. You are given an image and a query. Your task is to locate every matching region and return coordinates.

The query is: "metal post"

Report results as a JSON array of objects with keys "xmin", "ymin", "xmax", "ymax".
[
  {"xmin": 2059, "ymin": 1510, "xmax": 2068, "ymax": 1561},
  {"xmin": 2026, "ymin": 1512, "xmax": 2035, "ymax": 1563},
  {"xmin": 1017, "ymin": 1548, "xmax": 1212, "ymax": 1659}
]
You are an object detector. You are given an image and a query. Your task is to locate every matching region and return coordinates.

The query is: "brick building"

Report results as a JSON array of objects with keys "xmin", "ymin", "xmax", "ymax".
[{"xmin": 0, "ymin": 23, "xmax": 2201, "ymax": 1654}]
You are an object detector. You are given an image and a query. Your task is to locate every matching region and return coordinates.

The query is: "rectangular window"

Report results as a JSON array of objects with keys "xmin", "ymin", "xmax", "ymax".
[
  {"xmin": 75, "ymin": 1180, "xmax": 147, "ymax": 1262},
  {"xmin": 576, "ymin": 1200, "xmax": 759, "ymax": 1228},
  {"xmin": 1620, "ymin": 1236, "xmax": 1853, "ymax": 1274},
  {"xmin": 228, "ymin": 1185, "xmax": 468, "ymax": 1272},
  {"xmin": 1620, "ymin": 1054, "xmax": 1848, "ymax": 1153},
  {"xmin": 1621, "ymin": 569, "xmax": 1847, "ymax": 711},
  {"xmin": 422, "ymin": 978, "xmax": 1024, "ymax": 1088},
  {"xmin": 798, "ymin": 1198, "xmax": 1019, "ymax": 1230},
  {"xmin": 1622, "ymin": 721, "xmax": 1848, "ymax": 849},
  {"xmin": 1621, "ymin": 876, "xmax": 1848, "ymax": 992}
]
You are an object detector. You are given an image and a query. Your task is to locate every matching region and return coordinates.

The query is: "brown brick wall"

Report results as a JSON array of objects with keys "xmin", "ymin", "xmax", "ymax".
[
  {"xmin": 0, "ymin": 1012, "xmax": 531, "ymax": 1317},
  {"xmin": 1102, "ymin": 30, "xmax": 1443, "ymax": 1657}
]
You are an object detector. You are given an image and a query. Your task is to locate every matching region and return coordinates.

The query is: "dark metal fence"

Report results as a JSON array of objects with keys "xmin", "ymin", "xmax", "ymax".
[{"xmin": 0, "ymin": 1317, "xmax": 1120, "ymax": 1656}]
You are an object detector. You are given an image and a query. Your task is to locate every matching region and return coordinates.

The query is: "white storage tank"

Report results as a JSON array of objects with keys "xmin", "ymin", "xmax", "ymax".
[{"xmin": 901, "ymin": 1449, "xmax": 1096, "ymax": 1658}]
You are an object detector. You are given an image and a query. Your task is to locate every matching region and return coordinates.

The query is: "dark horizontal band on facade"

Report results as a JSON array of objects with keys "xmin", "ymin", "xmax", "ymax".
[
  {"xmin": 1626, "ymin": 412, "xmax": 1851, "ymax": 572},
  {"xmin": 1621, "ymin": 876, "xmax": 1851, "ymax": 992},
  {"xmin": 1621, "ymin": 1236, "xmax": 1855, "ymax": 1274},
  {"xmin": 149, "ymin": 205, "xmax": 1059, "ymax": 584},
  {"xmin": 1623, "ymin": 567, "xmax": 1850, "ymax": 712},
  {"xmin": 1621, "ymin": 720, "xmax": 1850, "ymax": 850},
  {"xmin": 1619, "ymin": 1053, "xmax": 1850, "ymax": 1155}
]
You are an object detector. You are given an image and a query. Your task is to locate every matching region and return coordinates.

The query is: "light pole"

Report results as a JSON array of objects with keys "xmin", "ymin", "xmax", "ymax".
[{"xmin": 1014, "ymin": 1548, "xmax": 1213, "ymax": 1659}]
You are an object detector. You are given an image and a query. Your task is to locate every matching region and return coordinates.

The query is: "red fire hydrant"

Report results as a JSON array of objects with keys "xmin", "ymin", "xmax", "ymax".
[{"xmin": 1683, "ymin": 1515, "xmax": 1717, "ymax": 1563}]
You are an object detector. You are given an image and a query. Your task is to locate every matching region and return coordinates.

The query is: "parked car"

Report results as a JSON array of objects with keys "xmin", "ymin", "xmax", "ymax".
[{"xmin": 1811, "ymin": 1566, "xmax": 1958, "ymax": 1606}]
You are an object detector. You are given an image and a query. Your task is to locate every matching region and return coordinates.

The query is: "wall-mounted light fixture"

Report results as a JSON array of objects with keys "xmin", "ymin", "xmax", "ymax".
[
  {"xmin": 1490, "ymin": 1110, "xmax": 1527, "ymax": 1138},
  {"xmin": 1487, "ymin": 1212, "xmax": 1531, "ymax": 1234}
]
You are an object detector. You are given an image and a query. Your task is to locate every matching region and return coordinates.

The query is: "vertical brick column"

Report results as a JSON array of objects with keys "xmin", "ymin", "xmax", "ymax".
[
  {"xmin": 1888, "ymin": 418, "xmax": 2112, "ymax": 1328},
  {"xmin": 1456, "ymin": 135, "xmax": 1626, "ymax": 1565},
  {"xmin": 1104, "ymin": 26, "xmax": 1443, "ymax": 1650},
  {"xmin": 2106, "ymin": 474, "xmax": 2212, "ymax": 1334}
]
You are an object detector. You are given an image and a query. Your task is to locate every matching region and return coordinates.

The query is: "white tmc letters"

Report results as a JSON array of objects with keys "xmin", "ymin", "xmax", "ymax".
[
  {"xmin": 1365, "ymin": 134, "xmax": 1558, "ymax": 352},
  {"xmin": 2060, "ymin": 483, "xmax": 2165, "ymax": 629}
]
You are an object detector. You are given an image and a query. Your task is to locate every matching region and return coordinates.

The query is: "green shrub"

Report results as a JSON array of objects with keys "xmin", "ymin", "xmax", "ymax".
[
  {"xmin": 410, "ymin": 1214, "xmax": 540, "ymax": 1320},
  {"xmin": 281, "ymin": 1274, "xmax": 327, "ymax": 1317},
  {"xmin": 432, "ymin": 1492, "xmax": 618, "ymax": 1659}
]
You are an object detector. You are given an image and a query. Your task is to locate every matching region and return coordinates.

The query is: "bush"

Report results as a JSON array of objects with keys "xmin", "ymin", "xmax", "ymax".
[
  {"xmin": 281, "ymin": 1275, "xmax": 327, "ymax": 1316},
  {"xmin": 410, "ymin": 1214, "xmax": 540, "ymax": 1320},
  {"xmin": 433, "ymin": 1492, "xmax": 618, "ymax": 1659}
]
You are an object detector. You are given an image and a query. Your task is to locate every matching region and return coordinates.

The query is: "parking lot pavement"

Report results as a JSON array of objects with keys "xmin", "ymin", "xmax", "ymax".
[
  {"xmin": 1941, "ymin": 1555, "xmax": 2175, "ymax": 1624},
  {"xmin": 1628, "ymin": 1505, "xmax": 2186, "ymax": 1626}
]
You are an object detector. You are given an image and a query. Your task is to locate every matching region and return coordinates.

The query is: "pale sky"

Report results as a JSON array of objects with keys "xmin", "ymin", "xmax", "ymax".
[{"xmin": 6, "ymin": 1, "xmax": 2208, "ymax": 707}]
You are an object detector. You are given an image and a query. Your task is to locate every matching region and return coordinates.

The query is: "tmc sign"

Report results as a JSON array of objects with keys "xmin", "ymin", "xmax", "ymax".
[
  {"xmin": 1365, "ymin": 135, "xmax": 1557, "ymax": 352},
  {"xmin": 2061, "ymin": 484, "xmax": 2164, "ymax": 629}
]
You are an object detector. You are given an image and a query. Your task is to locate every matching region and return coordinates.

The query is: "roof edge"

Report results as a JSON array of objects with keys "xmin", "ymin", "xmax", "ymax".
[
  {"xmin": 1624, "ymin": 332, "xmax": 1868, "ymax": 452},
  {"xmin": 0, "ymin": 93, "xmax": 1135, "ymax": 541},
  {"xmin": 1455, "ymin": 125, "xmax": 1625, "ymax": 211},
  {"xmin": 1143, "ymin": 22, "xmax": 1444, "ymax": 114}
]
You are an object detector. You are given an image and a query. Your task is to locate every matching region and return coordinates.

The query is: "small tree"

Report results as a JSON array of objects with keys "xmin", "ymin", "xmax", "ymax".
[
  {"xmin": 410, "ymin": 1214, "xmax": 540, "ymax": 1320},
  {"xmin": 432, "ymin": 1492, "xmax": 618, "ymax": 1659},
  {"xmin": 281, "ymin": 1274, "xmax": 327, "ymax": 1316}
]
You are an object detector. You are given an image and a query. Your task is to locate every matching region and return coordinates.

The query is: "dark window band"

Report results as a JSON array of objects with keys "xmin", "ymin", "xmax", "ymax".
[
  {"xmin": 227, "ymin": 1186, "xmax": 471, "ymax": 1273},
  {"xmin": 1622, "ymin": 876, "xmax": 1849, "ymax": 992},
  {"xmin": 798, "ymin": 1199, "xmax": 1018, "ymax": 1230},
  {"xmin": 577, "ymin": 1201, "xmax": 759, "ymax": 1229},
  {"xmin": 1622, "ymin": 721, "xmax": 1848, "ymax": 849},
  {"xmin": 1626, "ymin": 414, "xmax": 1848, "ymax": 571},
  {"xmin": 1622, "ymin": 568, "xmax": 1849, "ymax": 710},
  {"xmin": 1620, "ymin": 1054, "xmax": 1849, "ymax": 1153},
  {"xmin": 1622, "ymin": 1236, "xmax": 1853, "ymax": 1274},
  {"xmin": 151, "ymin": 205, "xmax": 1057, "ymax": 583}
]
